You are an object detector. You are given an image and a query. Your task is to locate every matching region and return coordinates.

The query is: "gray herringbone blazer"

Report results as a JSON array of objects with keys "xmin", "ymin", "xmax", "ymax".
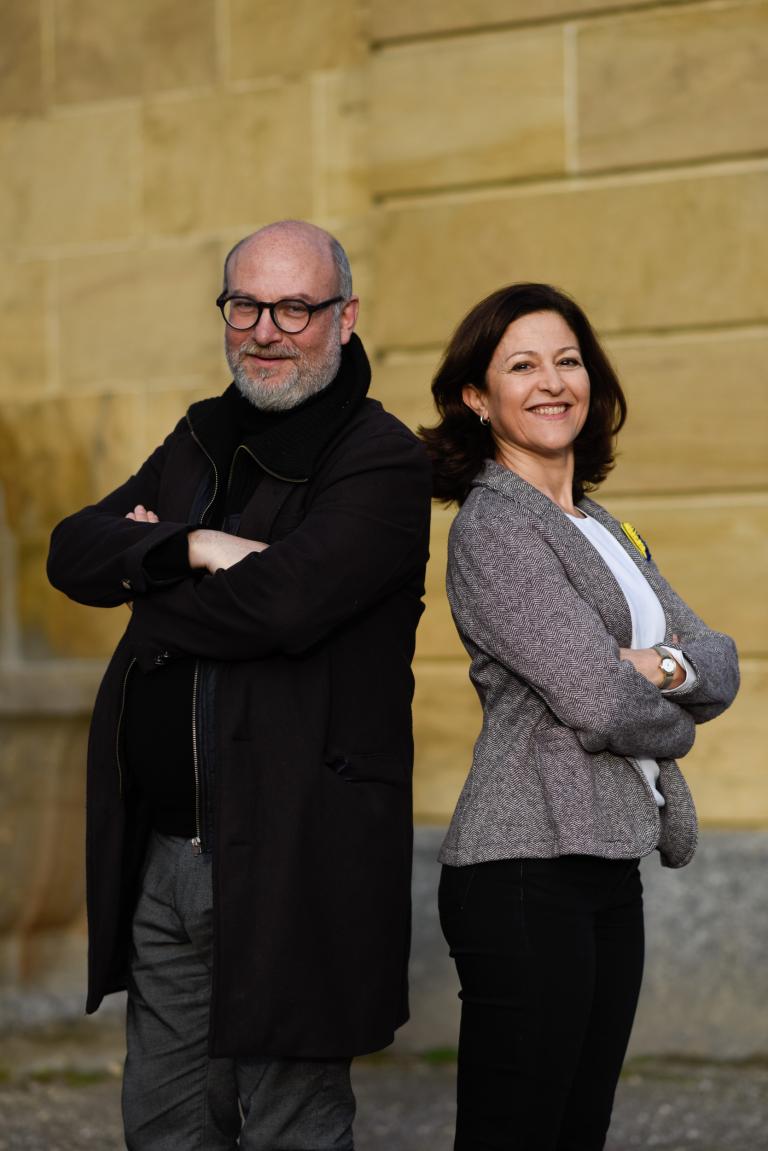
[{"xmin": 440, "ymin": 461, "xmax": 740, "ymax": 869}]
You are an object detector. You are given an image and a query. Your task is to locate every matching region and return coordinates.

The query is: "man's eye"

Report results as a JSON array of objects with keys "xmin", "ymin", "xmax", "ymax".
[
  {"xmin": 281, "ymin": 302, "xmax": 308, "ymax": 316},
  {"xmin": 232, "ymin": 299, "xmax": 257, "ymax": 311}
]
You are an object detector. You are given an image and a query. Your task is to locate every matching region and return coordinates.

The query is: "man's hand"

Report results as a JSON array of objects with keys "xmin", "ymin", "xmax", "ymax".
[
  {"xmin": 126, "ymin": 505, "xmax": 159, "ymax": 523},
  {"xmin": 188, "ymin": 529, "xmax": 269, "ymax": 574}
]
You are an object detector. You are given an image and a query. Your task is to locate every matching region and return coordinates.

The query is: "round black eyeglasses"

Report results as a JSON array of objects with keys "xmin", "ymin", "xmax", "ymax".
[{"xmin": 216, "ymin": 294, "xmax": 343, "ymax": 334}]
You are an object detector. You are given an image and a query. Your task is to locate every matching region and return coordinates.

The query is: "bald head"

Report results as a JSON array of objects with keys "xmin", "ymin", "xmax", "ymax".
[{"xmin": 223, "ymin": 220, "xmax": 352, "ymax": 300}]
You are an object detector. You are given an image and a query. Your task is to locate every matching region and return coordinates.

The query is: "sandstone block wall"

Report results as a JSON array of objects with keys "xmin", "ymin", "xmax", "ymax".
[{"xmin": 0, "ymin": 0, "xmax": 765, "ymax": 1000}]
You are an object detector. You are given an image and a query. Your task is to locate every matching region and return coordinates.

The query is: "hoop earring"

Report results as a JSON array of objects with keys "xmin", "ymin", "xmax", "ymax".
[{"xmin": 479, "ymin": 414, "xmax": 490, "ymax": 427}]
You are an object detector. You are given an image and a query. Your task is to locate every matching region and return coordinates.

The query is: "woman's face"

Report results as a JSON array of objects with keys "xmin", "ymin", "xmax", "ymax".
[{"xmin": 464, "ymin": 310, "xmax": 590, "ymax": 465}]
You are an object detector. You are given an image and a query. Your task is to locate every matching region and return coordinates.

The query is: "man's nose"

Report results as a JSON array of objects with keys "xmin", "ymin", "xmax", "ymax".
[{"xmin": 252, "ymin": 307, "xmax": 282, "ymax": 342}]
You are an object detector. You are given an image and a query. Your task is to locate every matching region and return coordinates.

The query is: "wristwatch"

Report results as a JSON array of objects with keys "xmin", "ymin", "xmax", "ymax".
[{"xmin": 653, "ymin": 644, "xmax": 677, "ymax": 690}]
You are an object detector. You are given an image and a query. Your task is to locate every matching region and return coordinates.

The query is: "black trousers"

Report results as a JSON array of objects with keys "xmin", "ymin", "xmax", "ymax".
[{"xmin": 438, "ymin": 855, "xmax": 644, "ymax": 1151}]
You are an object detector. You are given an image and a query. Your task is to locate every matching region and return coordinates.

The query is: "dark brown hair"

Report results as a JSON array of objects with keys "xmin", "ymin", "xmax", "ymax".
[{"xmin": 419, "ymin": 283, "xmax": 627, "ymax": 504}]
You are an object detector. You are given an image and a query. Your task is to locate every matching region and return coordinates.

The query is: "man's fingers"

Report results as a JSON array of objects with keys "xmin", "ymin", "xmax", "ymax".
[{"xmin": 125, "ymin": 505, "xmax": 159, "ymax": 523}]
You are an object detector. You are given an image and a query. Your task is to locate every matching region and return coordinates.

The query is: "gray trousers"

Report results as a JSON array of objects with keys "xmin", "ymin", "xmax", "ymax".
[{"xmin": 122, "ymin": 832, "xmax": 356, "ymax": 1151}]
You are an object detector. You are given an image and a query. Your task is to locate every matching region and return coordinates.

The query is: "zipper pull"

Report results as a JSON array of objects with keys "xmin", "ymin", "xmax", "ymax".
[{"xmin": 190, "ymin": 837, "xmax": 203, "ymax": 856}]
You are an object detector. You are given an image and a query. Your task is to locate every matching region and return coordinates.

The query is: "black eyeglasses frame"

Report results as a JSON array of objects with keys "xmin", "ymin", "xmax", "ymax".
[{"xmin": 215, "ymin": 293, "xmax": 344, "ymax": 333}]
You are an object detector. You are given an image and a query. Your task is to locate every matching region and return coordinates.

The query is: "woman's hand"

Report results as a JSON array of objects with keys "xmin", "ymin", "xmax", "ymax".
[
  {"xmin": 187, "ymin": 528, "xmax": 269, "ymax": 574},
  {"xmin": 619, "ymin": 645, "xmax": 685, "ymax": 690}
]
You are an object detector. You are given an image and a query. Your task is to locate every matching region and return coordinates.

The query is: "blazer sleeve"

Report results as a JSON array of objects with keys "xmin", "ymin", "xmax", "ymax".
[
  {"xmin": 447, "ymin": 499, "xmax": 697, "ymax": 761},
  {"xmin": 124, "ymin": 428, "xmax": 432, "ymax": 666},
  {"xmin": 652, "ymin": 572, "xmax": 739, "ymax": 723},
  {"xmin": 46, "ymin": 423, "xmax": 194, "ymax": 607}
]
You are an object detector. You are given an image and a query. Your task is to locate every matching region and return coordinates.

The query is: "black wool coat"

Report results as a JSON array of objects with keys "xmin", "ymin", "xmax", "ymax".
[{"xmin": 47, "ymin": 337, "xmax": 432, "ymax": 1057}]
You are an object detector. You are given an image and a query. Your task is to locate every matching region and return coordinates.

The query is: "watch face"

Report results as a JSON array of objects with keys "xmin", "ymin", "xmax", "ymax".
[{"xmin": 661, "ymin": 657, "xmax": 676, "ymax": 674}]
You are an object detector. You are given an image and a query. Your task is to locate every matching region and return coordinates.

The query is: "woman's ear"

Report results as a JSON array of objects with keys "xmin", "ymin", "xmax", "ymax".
[{"xmin": 462, "ymin": 384, "xmax": 485, "ymax": 420}]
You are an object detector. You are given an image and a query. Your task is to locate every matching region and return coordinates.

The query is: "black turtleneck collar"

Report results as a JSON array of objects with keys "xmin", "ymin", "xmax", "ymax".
[{"xmin": 187, "ymin": 332, "xmax": 371, "ymax": 484}]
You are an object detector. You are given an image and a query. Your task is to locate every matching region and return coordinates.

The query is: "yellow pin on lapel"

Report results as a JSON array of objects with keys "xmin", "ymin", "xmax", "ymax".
[{"xmin": 621, "ymin": 522, "xmax": 651, "ymax": 561}]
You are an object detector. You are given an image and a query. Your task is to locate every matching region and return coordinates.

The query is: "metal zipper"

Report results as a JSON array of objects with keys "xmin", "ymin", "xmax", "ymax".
[
  {"xmin": 187, "ymin": 416, "xmax": 220, "ymax": 524},
  {"xmin": 186, "ymin": 418, "xmax": 220, "ymax": 856},
  {"xmin": 191, "ymin": 660, "xmax": 203, "ymax": 855},
  {"xmin": 237, "ymin": 443, "xmax": 307, "ymax": 485},
  {"xmin": 116, "ymin": 657, "xmax": 137, "ymax": 797}
]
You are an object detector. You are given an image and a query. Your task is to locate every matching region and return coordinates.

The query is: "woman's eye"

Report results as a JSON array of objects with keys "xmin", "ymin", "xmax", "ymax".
[
  {"xmin": 559, "ymin": 358, "xmax": 582, "ymax": 367},
  {"xmin": 511, "ymin": 362, "xmax": 532, "ymax": 371}
]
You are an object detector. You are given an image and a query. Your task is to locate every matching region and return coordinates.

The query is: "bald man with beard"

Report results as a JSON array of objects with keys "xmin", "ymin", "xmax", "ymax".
[{"xmin": 48, "ymin": 221, "xmax": 432, "ymax": 1150}]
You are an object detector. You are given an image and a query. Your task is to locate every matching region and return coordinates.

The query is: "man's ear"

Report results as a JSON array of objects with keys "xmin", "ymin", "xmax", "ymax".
[
  {"xmin": 462, "ymin": 383, "xmax": 485, "ymax": 419},
  {"xmin": 339, "ymin": 296, "xmax": 359, "ymax": 344}
]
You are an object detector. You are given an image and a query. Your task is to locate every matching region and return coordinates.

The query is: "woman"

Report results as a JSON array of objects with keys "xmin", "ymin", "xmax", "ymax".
[{"xmin": 420, "ymin": 283, "xmax": 739, "ymax": 1150}]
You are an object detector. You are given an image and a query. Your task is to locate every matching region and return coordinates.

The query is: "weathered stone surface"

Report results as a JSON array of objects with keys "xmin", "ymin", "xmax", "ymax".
[
  {"xmin": 53, "ymin": 0, "xmax": 217, "ymax": 104},
  {"xmin": 0, "ymin": 1, "xmax": 44, "ymax": 114},
  {"xmin": 370, "ymin": 350, "xmax": 441, "ymax": 435},
  {"xmin": 602, "ymin": 330, "xmax": 768, "ymax": 495},
  {"xmin": 143, "ymin": 85, "xmax": 314, "ymax": 235},
  {"xmin": 0, "ymin": 717, "xmax": 87, "ymax": 937},
  {"xmin": 403, "ymin": 827, "xmax": 768, "ymax": 1059},
  {"xmin": 412, "ymin": 659, "xmax": 479, "ymax": 822},
  {"xmin": 0, "ymin": 106, "xmax": 142, "ymax": 248},
  {"xmin": 0, "ymin": 259, "xmax": 49, "ymax": 399},
  {"xmin": 369, "ymin": 0, "xmax": 687, "ymax": 42},
  {"xmin": 685, "ymin": 659, "xmax": 768, "ymax": 828},
  {"xmin": 374, "ymin": 169, "xmax": 768, "ymax": 347},
  {"xmin": 58, "ymin": 244, "xmax": 222, "ymax": 390},
  {"xmin": 577, "ymin": 5, "xmax": 768, "ymax": 170},
  {"xmin": 309, "ymin": 69, "xmax": 370, "ymax": 221},
  {"xmin": 227, "ymin": 0, "xmax": 365, "ymax": 80},
  {"xmin": 416, "ymin": 506, "xmax": 464, "ymax": 661},
  {"xmin": 0, "ymin": 393, "xmax": 142, "ymax": 658},
  {"xmin": 600, "ymin": 494, "xmax": 768, "ymax": 656},
  {"xmin": 371, "ymin": 28, "xmax": 565, "ymax": 194}
]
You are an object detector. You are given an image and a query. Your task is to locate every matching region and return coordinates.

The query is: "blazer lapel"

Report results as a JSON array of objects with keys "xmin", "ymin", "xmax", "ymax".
[{"xmin": 477, "ymin": 463, "xmax": 634, "ymax": 646}]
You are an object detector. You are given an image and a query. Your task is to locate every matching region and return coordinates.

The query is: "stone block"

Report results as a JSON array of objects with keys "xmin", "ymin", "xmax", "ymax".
[
  {"xmin": 370, "ymin": 351, "xmax": 441, "ymax": 435},
  {"xmin": 371, "ymin": 28, "xmax": 565, "ymax": 194},
  {"xmin": 577, "ymin": 5, "xmax": 768, "ymax": 171},
  {"xmin": 0, "ymin": 393, "xmax": 142, "ymax": 658},
  {"xmin": 0, "ymin": 106, "xmax": 142, "ymax": 248},
  {"xmin": 412, "ymin": 659, "xmax": 479, "ymax": 822},
  {"xmin": 369, "ymin": 0, "xmax": 676, "ymax": 42},
  {"xmin": 58, "ymin": 244, "xmax": 222, "ymax": 390},
  {"xmin": 0, "ymin": 717, "xmax": 87, "ymax": 939},
  {"xmin": 600, "ymin": 494, "xmax": 768, "ymax": 656},
  {"xmin": 143, "ymin": 85, "xmax": 314, "ymax": 235},
  {"xmin": 227, "ymin": 0, "xmax": 365, "ymax": 80},
  {"xmin": 417, "ymin": 505, "xmax": 465, "ymax": 661},
  {"xmin": 602, "ymin": 330, "xmax": 768, "ymax": 495},
  {"xmin": 310, "ymin": 69, "xmax": 370, "ymax": 221},
  {"xmin": 53, "ymin": 0, "xmax": 217, "ymax": 104},
  {"xmin": 0, "ymin": 260, "xmax": 50, "ymax": 399},
  {"xmin": 685, "ymin": 660, "xmax": 768, "ymax": 828},
  {"xmin": 0, "ymin": 1, "xmax": 44, "ymax": 114},
  {"xmin": 374, "ymin": 169, "xmax": 768, "ymax": 348}
]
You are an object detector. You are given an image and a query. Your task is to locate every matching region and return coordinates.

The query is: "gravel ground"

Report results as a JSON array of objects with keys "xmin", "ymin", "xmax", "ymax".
[{"xmin": 0, "ymin": 1019, "xmax": 766, "ymax": 1150}]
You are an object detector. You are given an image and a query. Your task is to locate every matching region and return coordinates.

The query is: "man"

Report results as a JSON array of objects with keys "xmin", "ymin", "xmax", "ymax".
[{"xmin": 47, "ymin": 221, "xmax": 432, "ymax": 1150}]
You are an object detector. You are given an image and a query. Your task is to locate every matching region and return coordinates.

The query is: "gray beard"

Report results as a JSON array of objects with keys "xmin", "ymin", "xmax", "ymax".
[{"xmin": 229, "ymin": 342, "xmax": 342, "ymax": 412}]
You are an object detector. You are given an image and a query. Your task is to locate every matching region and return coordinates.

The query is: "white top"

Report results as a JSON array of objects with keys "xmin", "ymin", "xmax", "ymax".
[{"xmin": 567, "ymin": 512, "xmax": 696, "ymax": 806}]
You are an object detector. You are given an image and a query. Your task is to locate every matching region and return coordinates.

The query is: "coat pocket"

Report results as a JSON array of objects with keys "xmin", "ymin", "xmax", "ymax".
[
  {"xmin": 532, "ymin": 725, "xmax": 650, "ymax": 847},
  {"xmin": 324, "ymin": 750, "xmax": 409, "ymax": 789}
]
